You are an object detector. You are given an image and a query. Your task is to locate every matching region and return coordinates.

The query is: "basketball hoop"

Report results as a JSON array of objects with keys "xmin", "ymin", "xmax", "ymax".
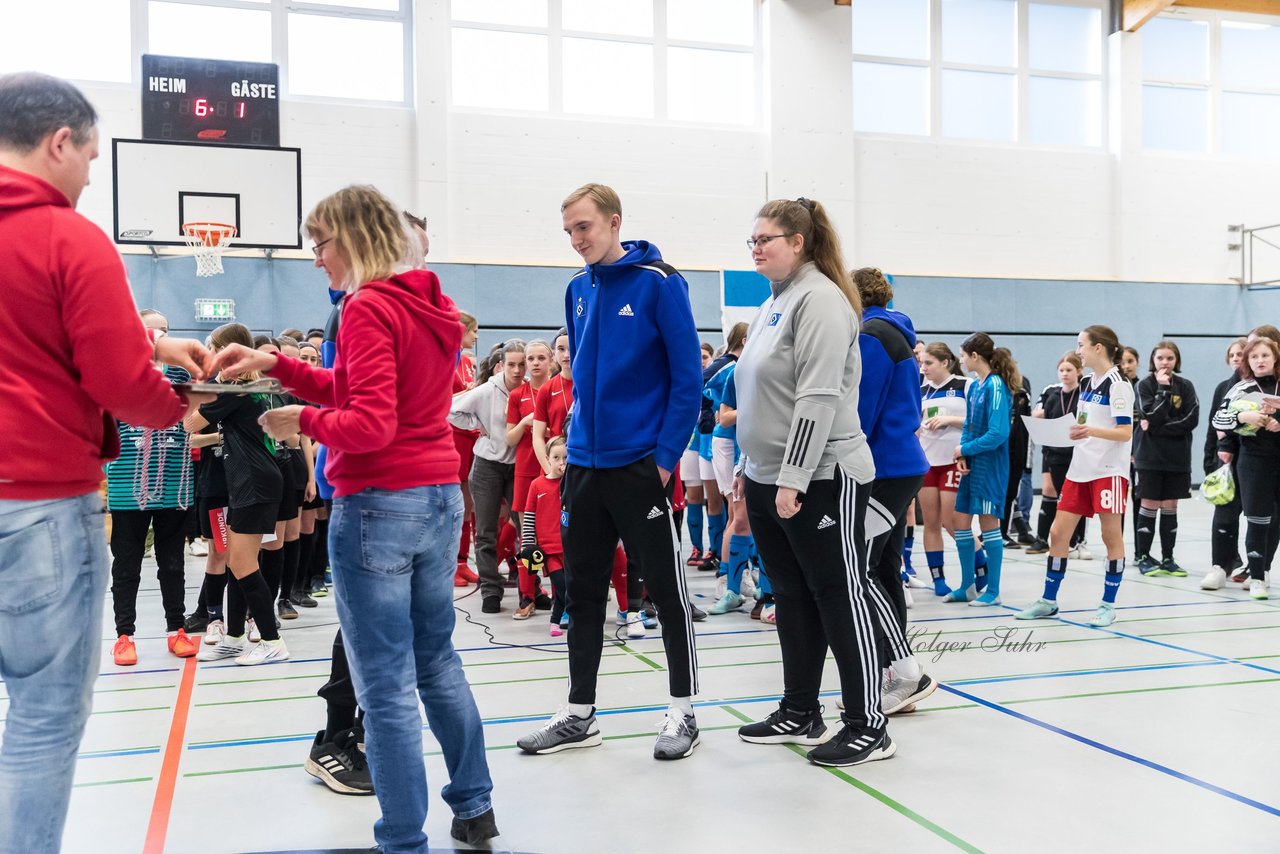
[{"xmin": 182, "ymin": 222, "xmax": 237, "ymax": 277}]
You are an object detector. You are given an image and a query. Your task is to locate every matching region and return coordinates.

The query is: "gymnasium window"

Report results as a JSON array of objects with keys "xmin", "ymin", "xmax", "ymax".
[
  {"xmin": 148, "ymin": 2, "xmax": 274, "ymax": 65},
  {"xmin": 851, "ymin": 0, "xmax": 1106, "ymax": 148},
  {"xmin": 0, "ymin": 0, "xmax": 132, "ymax": 83},
  {"xmin": 448, "ymin": 0, "xmax": 759, "ymax": 127},
  {"xmin": 1140, "ymin": 16, "xmax": 1209, "ymax": 153},
  {"xmin": 1219, "ymin": 21, "xmax": 1280, "ymax": 158}
]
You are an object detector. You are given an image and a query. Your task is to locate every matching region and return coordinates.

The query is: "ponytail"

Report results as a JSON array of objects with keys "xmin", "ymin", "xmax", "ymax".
[
  {"xmin": 756, "ymin": 197, "xmax": 860, "ymax": 319},
  {"xmin": 990, "ymin": 347, "xmax": 1023, "ymax": 398},
  {"xmin": 1082, "ymin": 324, "xmax": 1123, "ymax": 367}
]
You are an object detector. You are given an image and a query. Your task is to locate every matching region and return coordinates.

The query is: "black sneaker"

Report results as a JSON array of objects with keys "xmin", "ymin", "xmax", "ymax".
[
  {"xmin": 738, "ymin": 701, "xmax": 829, "ymax": 745},
  {"xmin": 482, "ymin": 596, "xmax": 501, "ymax": 614},
  {"xmin": 292, "ymin": 586, "xmax": 318, "ymax": 608},
  {"xmin": 699, "ymin": 555, "xmax": 721, "ymax": 573},
  {"xmin": 277, "ymin": 598, "xmax": 298, "ymax": 620},
  {"xmin": 1024, "ymin": 539, "xmax": 1050, "ymax": 555},
  {"xmin": 1136, "ymin": 555, "xmax": 1160, "ymax": 575},
  {"xmin": 305, "ymin": 729, "xmax": 374, "ymax": 795},
  {"xmin": 689, "ymin": 603, "xmax": 707, "ymax": 622},
  {"xmin": 640, "ymin": 597, "xmax": 658, "ymax": 619},
  {"xmin": 1002, "ymin": 535, "xmax": 1020, "ymax": 549},
  {"xmin": 806, "ymin": 722, "xmax": 896, "ymax": 767},
  {"xmin": 534, "ymin": 593, "xmax": 552, "ymax": 611},
  {"xmin": 183, "ymin": 611, "xmax": 209, "ymax": 634},
  {"xmin": 451, "ymin": 807, "xmax": 499, "ymax": 846}
]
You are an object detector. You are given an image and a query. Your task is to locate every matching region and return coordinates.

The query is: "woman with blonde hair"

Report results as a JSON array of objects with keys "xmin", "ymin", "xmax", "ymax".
[{"xmin": 211, "ymin": 185, "xmax": 496, "ymax": 851}]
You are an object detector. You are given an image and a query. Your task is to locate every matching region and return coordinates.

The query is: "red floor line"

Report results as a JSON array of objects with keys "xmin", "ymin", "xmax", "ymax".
[{"xmin": 143, "ymin": 657, "xmax": 197, "ymax": 854}]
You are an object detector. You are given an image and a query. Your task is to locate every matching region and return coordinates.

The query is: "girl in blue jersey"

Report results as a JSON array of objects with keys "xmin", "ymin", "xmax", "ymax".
[{"xmin": 948, "ymin": 333, "xmax": 1019, "ymax": 606}]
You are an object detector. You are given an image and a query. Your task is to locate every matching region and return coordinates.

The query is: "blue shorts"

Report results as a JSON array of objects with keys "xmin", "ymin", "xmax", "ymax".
[
  {"xmin": 698, "ymin": 432, "xmax": 714, "ymax": 462},
  {"xmin": 954, "ymin": 456, "xmax": 1007, "ymax": 518}
]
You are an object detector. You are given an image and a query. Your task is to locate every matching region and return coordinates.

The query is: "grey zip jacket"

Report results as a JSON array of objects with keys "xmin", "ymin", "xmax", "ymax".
[{"xmin": 735, "ymin": 261, "xmax": 876, "ymax": 492}]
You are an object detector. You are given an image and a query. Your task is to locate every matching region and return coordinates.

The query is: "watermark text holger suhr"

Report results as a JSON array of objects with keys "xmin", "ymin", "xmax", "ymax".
[{"xmin": 908, "ymin": 626, "xmax": 1048, "ymax": 663}]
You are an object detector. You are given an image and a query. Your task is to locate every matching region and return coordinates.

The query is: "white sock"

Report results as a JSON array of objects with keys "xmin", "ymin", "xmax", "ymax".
[
  {"xmin": 891, "ymin": 655, "xmax": 922, "ymax": 681},
  {"xmin": 669, "ymin": 696, "xmax": 694, "ymax": 716},
  {"xmin": 566, "ymin": 702, "xmax": 593, "ymax": 719}
]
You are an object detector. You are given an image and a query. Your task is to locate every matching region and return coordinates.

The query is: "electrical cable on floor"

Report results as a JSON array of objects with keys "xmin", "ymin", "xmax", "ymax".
[{"xmin": 453, "ymin": 583, "xmax": 645, "ymax": 655}]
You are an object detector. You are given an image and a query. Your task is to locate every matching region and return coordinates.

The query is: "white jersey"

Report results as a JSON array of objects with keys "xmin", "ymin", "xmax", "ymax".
[
  {"xmin": 919, "ymin": 376, "xmax": 971, "ymax": 467},
  {"xmin": 1066, "ymin": 366, "xmax": 1134, "ymax": 483}
]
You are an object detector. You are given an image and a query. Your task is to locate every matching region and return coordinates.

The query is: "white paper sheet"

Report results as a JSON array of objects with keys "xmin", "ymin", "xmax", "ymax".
[{"xmin": 1021, "ymin": 414, "xmax": 1085, "ymax": 448}]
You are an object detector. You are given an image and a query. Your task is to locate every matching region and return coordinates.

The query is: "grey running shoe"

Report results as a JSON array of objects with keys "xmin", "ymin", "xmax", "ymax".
[
  {"xmin": 882, "ymin": 673, "xmax": 936, "ymax": 715},
  {"xmin": 516, "ymin": 706, "xmax": 602, "ymax": 754},
  {"xmin": 653, "ymin": 708, "xmax": 700, "ymax": 760}
]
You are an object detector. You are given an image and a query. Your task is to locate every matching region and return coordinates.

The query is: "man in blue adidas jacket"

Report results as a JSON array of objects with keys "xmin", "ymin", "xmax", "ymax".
[{"xmin": 517, "ymin": 183, "xmax": 704, "ymax": 762}]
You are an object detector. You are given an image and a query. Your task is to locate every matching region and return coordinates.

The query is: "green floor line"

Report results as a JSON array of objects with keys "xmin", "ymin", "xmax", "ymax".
[
  {"xmin": 618, "ymin": 644, "xmax": 666, "ymax": 671},
  {"xmin": 73, "ymin": 776, "xmax": 153, "ymax": 788},
  {"xmin": 1137, "ymin": 623, "xmax": 1280, "ymax": 640},
  {"xmin": 469, "ymin": 669, "xmax": 651, "ymax": 688},
  {"xmin": 195, "ymin": 694, "xmax": 314, "ymax": 708},
  {"xmin": 90, "ymin": 705, "xmax": 170, "ymax": 716},
  {"xmin": 718, "ymin": 704, "xmax": 982, "ymax": 853},
  {"xmin": 184, "ymin": 762, "xmax": 303, "ymax": 778},
  {"xmin": 913, "ymin": 675, "xmax": 1280, "ymax": 714}
]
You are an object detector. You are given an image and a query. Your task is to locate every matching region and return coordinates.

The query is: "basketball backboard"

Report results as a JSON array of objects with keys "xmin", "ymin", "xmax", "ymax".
[{"xmin": 112, "ymin": 138, "xmax": 302, "ymax": 250}]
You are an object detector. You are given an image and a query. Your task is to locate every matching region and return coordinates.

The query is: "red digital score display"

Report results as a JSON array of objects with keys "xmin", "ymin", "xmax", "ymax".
[{"xmin": 141, "ymin": 54, "xmax": 280, "ymax": 147}]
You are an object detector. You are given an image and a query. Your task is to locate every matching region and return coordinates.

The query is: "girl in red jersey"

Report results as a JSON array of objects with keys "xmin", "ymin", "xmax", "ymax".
[
  {"xmin": 453, "ymin": 312, "xmax": 481, "ymax": 586},
  {"xmin": 533, "ymin": 329, "xmax": 573, "ymax": 474},
  {"xmin": 506, "ymin": 340, "xmax": 554, "ymax": 525},
  {"xmin": 521, "ymin": 437, "xmax": 570, "ymax": 635}
]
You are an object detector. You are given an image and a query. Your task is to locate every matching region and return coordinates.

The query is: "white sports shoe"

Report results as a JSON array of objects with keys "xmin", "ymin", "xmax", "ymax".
[
  {"xmin": 903, "ymin": 584, "xmax": 914, "ymax": 609},
  {"xmin": 1249, "ymin": 579, "xmax": 1269, "ymax": 601},
  {"xmin": 197, "ymin": 634, "xmax": 247, "ymax": 661},
  {"xmin": 246, "ymin": 618, "xmax": 262, "ymax": 643},
  {"xmin": 626, "ymin": 612, "xmax": 647, "ymax": 639},
  {"xmin": 1200, "ymin": 567, "xmax": 1227, "ymax": 591},
  {"xmin": 188, "ymin": 540, "xmax": 209, "ymax": 557},
  {"xmin": 235, "ymin": 638, "xmax": 290, "ymax": 666},
  {"xmin": 203, "ymin": 619, "xmax": 226, "ymax": 646},
  {"xmin": 1068, "ymin": 545, "xmax": 1094, "ymax": 561}
]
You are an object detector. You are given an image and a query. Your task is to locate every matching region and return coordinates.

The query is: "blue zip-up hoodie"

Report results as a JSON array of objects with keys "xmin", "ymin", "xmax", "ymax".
[
  {"xmin": 858, "ymin": 305, "xmax": 929, "ymax": 479},
  {"xmin": 564, "ymin": 240, "xmax": 702, "ymax": 472}
]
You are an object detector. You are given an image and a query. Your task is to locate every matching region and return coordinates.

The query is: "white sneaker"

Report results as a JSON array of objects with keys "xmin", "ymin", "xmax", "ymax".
[
  {"xmin": 1249, "ymin": 579, "xmax": 1269, "ymax": 601},
  {"xmin": 1200, "ymin": 567, "xmax": 1227, "ymax": 591},
  {"xmin": 904, "ymin": 584, "xmax": 914, "ymax": 609},
  {"xmin": 715, "ymin": 574, "xmax": 727, "ymax": 600},
  {"xmin": 1068, "ymin": 546, "xmax": 1094, "ymax": 561},
  {"xmin": 235, "ymin": 638, "xmax": 290, "ymax": 666},
  {"xmin": 760, "ymin": 603, "xmax": 776, "ymax": 623},
  {"xmin": 739, "ymin": 573, "xmax": 757, "ymax": 600},
  {"xmin": 203, "ymin": 619, "xmax": 225, "ymax": 646},
  {"xmin": 188, "ymin": 540, "xmax": 209, "ymax": 557},
  {"xmin": 197, "ymin": 634, "xmax": 247, "ymax": 661},
  {"xmin": 905, "ymin": 572, "xmax": 929, "ymax": 589},
  {"xmin": 626, "ymin": 612, "xmax": 646, "ymax": 639},
  {"xmin": 247, "ymin": 618, "xmax": 262, "ymax": 643}
]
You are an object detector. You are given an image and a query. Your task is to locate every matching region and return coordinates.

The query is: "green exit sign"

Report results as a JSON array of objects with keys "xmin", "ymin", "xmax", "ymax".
[{"xmin": 195, "ymin": 298, "xmax": 236, "ymax": 322}]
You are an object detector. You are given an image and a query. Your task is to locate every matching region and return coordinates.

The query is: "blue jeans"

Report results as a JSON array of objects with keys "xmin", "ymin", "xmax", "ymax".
[
  {"xmin": 0, "ymin": 493, "xmax": 108, "ymax": 854},
  {"xmin": 330, "ymin": 485, "xmax": 492, "ymax": 854}
]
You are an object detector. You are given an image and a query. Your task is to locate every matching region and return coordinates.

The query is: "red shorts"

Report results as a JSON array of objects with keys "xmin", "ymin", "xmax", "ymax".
[
  {"xmin": 1059, "ymin": 476, "xmax": 1128, "ymax": 518},
  {"xmin": 545, "ymin": 554, "xmax": 564, "ymax": 573},
  {"xmin": 922, "ymin": 463, "xmax": 962, "ymax": 493},
  {"xmin": 452, "ymin": 428, "xmax": 476, "ymax": 483},
  {"xmin": 511, "ymin": 474, "xmax": 536, "ymax": 513}
]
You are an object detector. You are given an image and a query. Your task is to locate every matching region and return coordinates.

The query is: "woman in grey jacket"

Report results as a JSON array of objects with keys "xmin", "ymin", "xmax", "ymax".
[{"xmin": 732, "ymin": 197, "xmax": 893, "ymax": 768}]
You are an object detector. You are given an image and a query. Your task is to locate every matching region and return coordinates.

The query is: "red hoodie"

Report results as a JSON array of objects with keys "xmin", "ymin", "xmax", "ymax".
[
  {"xmin": 0, "ymin": 165, "xmax": 187, "ymax": 500},
  {"xmin": 270, "ymin": 269, "xmax": 462, "ymax": 498}
]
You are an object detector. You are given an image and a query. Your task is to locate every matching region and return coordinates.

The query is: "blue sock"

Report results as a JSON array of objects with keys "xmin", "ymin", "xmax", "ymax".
[
  {"xmin": 1043, "ymin": 556, "xmax": 1067, "ymax": 601},
  {"xmin": 980, "ymin": 529, "xmax": 1004, "ymax": 598},
  {"xmin": 1103, "ymin": 558, "xmax": 1124, "ymax": 603},
  {"xmin": 687, "ymin": 504, "xmax": 704, "ymax": 552},
  {"xmin": 757, "ymin": 560, "xmax": 772, "ymax": 596},
  {"xmin": 902, "ymin": 529, "xmax": 915, "ymax": 573},
  {"xmin": 707, "ymin": 506, "xmax": 726, "ymax": 559},
  {"xmin": 954, "ymin": 529, "xmax": 976, "ymax": 592},
  {"xmin": 926, "ymin": 550, "xmax": 949, "ymax": 595},
  {"xmin": 728, "ymin": 534, "xmax": 753, "ymax": 595}
]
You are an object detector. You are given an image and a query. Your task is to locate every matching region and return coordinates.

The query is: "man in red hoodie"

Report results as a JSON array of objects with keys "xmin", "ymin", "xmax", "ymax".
[{"xmin": 0, "ymin": 72, "xmax": 211, "ymax": 853}]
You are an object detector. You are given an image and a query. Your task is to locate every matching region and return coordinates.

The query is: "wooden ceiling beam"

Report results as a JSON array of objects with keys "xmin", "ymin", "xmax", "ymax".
[
  {"xmin": 1124, "ymin": 0, "xmax": 1177, "ymax": 30},
  {"xmin": 1173, "ymin": 0, "xmax": 1280, "ymax": 15}
]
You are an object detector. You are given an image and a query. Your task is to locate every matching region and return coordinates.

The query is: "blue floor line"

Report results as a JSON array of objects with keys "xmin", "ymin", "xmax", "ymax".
[
  {"xmin": 79, "ymin": 747, "xmax": 162, "ymax": 760},
  {"xmin": 949, "ymin": 659, "xmax": 1227, "ymax": 686},
  {"xmin": 938, "ymin": 682, "xmax": 1280, "ymax": 818},
  {"xmin": 910, "ymin": 598, "xmax": 1250, "ymax": 624}
]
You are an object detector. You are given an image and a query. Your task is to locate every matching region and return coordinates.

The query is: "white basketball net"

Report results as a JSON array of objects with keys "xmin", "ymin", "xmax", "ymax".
[{"xmin": 182, "ymin": 223, "xmax": 236, "ymax": 277}]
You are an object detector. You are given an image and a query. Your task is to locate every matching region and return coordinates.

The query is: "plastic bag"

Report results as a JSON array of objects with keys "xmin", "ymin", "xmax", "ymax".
[{"xmin": 1201, "ymin": 465, "xmax": 1235, "ymax": 506}]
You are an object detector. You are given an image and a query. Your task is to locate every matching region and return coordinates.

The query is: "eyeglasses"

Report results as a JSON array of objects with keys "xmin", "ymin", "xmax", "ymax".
[
  {"xmin": 745, "ymin": 234, "xmax": 792, "ymax": 250},
  {"xmin": 311, "ymin": 237, "xmax": 334, "ymax": 258}
]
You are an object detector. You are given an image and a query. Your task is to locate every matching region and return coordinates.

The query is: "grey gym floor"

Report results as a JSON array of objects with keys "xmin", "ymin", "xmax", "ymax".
[{"xmin": 21, "ymin": 498, "xmax": 1280, "ymax": 853}]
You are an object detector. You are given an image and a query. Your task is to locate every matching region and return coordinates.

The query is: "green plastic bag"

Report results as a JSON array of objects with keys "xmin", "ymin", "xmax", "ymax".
[{"xmin": 1202, "ymin": 465, "xmax": 1235, "ymax": 506}]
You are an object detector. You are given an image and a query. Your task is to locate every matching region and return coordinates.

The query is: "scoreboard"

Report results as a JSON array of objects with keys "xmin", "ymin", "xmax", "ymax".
[{"xmin": 141, "ymin": 54, "xmax": 280, "ymax": 147}]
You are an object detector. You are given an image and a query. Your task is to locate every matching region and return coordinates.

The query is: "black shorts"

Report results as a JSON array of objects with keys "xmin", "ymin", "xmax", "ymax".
[
  {"xmin": 302, "ymin": 491, "xmax": 325, "ymax": 511},
  {"xmin": 197, "ymin": 496, "xmax": 230, "ymax": 538},
  {"xmin": 228, "ymin": 502, "xmax": 279, "ymax": 535},
  {"xmin": 1135, "ymin": 469, "xmax": 1191, "ymax": 502},
  {"xmin": 276, "ymin": 459, "xmax": 301, "ymax": 521}
]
